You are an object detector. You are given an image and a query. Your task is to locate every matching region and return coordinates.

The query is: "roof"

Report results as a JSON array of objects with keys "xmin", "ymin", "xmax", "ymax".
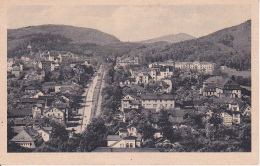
[
  {"xmin": 141, "ymin": 94, "xmax": 174, "ymax": 100},
  {"xmin": 160, "ymin": 66, "xmax": 174, "ymax": 72},
  {"xmin": 20, "ymin": 98, "xmax": 38, "ymax": 103},
  {"xmin": 130, "ymin": 100, "xmax": 141, "ymax": 105},
  {"xmin": 10, "ymin": 130, "xmax": 35, "ymax": 142},
  {"xmin": 8, "ymin": 108, "xmax": 33, "ymax": 117},
  {"xmin": 42, "ymin": 82, "xmax": 57, "ymax": 87},
  {"xmin": 168, "ymin": 109, "xmax": 185, "ymax": 117},
  {"xmin": 107, "ymin": 135, "xmax": 121, "ymax": 141},
  {"xmin": 204, "ymin": 76, "xmax": 223, "ymax": 84},
  {"xmin": 38, "ymin": 95, "xmax": 55, "ymax": 100},
  {"xmin": 204, "ymin": 85, "xmax": 216, "ymax": 92},
  {"xmin": 25, "ymin": 86, "xmax": 36, "ymax": 90},
  {"xmin": 92, "ymin": 147, "xmax": 160, "ymax": 152},
  {"xmin": 13, "ymin": 118, "xmax": 38, "ymax": 125}
]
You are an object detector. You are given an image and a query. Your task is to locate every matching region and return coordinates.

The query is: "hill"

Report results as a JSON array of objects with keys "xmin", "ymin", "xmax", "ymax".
[
  {"xmin": 126, "ymin": 20, "xmax": 251, "ymax": 71},
  {"xmin": 139, "ymin": 33, "xmax": 195, "ymax": 44},
  {"xmin": 8, "ymin": 24, "xmax": 121, "ymax": 50}
]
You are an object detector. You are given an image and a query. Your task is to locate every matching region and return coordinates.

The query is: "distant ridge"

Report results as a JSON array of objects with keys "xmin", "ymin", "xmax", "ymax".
[
  {"xmin": 8, "ymin": 24, "xmax": 121, "ymax": 49},
  {"xmin": 139, "ymin": 33, "xmax": 196, "ymax": 44}
]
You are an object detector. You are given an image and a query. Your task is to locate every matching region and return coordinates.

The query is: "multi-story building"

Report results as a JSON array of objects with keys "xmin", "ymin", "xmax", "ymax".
[
  {"xmin": 201, "ymin": 77, "xmax": 242, "ymax": 98},
  {"xmin": 140, "ymin": 94, "xmax": 175, "ymax": 111},
  {"xmin": 116, "ymin": 56, "xmax": 139, "ymax": 67},
  {"xmin": 121, "ymin": 95, "xmax": 141, "ymax": 112},
  {"xmin": 149, "ymin": 60, "xmax": 215, "ymax": 74}
]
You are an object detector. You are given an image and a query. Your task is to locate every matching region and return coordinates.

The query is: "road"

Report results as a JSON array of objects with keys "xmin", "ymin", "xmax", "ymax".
[{"xmin": 68, "ymin": 65, "xmax": 105, "ymax": 134}]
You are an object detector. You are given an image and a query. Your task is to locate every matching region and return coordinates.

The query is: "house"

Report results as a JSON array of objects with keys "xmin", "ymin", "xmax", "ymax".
[
  {"xmin": 140, "ymin": 94, "xmax": 175, "ymax": 111},
  {"xmin": 121, "ymin": 95, "xmax": 141, "ymax": 112},
  {"xmin": 24, "ymin": 86, "xmax": 37, "ymax": 94},
  {"xmin": 216, "ymin": 78, "xmax": 242, "ymax": 98},
  {"xmin": 201, "ymin": 77, "xmax": 242, "ymax": 98},
  {"xmin": 220, "ymin": 99, "xmax": 242, "ymax": 125},
  {"xmin": 42, "ymin": 82, "xmax": 56, "ymax": 93},
  {"xmin": 241, "ymin": 104, "xmax": 251, "ymax": 117},
  {"xmin": 54, "ymin": 84, "xmax": 74, "ymax": 93},
  {"xmin": 9, "ymin": 127, "xmax": 43, "ymax": 148},
  {"xmin": 228, "ymin": 98, "xmax": 243, "ymax": 112},
  {"xmin": 154, "ymin": 130, "xmax": 163, "ymax": 139},
  {"xmin": 135, "ymin": 72, "xmax": 150, "ymax": 84},
  {"xmin": 32, "ymin": 105, "xmax": 43, "ymax": 119},
  {"xmin": 107, "ymin": 123, "xmax": 143, "ymax": 148},
  {"xmin": 38, "ymin": 95, "xmax": 56, "ymax": 107},
  {"xmin": 149, "ymin": 66, "xmax": 174, "ymax": 81},
  {"xmin": 152, "ymin": 80, "xmax": 172, "ymax": 93},
  {"xmin": 43, "ymin": 107, "xmax": 68, "ymax": 123},
  {"xmin": 32, "ymin": 91, "xmax": 44, "ymax": 98},
  {"xmin": 116, "ymin": 56, "xmax": 139, "ymax": 67},
  {"xmin": 37, "ymin": 128, "xmax": 51, "ymax": 142}
]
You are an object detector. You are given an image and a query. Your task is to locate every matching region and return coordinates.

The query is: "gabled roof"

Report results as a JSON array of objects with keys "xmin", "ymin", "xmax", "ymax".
[{"xmin": 10, "ymin": 130, "xmax": 35, "ymax": 142}]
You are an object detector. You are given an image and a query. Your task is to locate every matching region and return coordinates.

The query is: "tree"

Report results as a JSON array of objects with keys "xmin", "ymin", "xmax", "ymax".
[{"xmin": 79, "ymin": 117, "xmax": 108, "ymax": 152}]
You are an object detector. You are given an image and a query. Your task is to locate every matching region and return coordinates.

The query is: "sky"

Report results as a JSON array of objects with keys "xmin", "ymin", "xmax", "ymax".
[{"xmin": 8, "ymin": 5, "xmax": 251, "ymax": 42}]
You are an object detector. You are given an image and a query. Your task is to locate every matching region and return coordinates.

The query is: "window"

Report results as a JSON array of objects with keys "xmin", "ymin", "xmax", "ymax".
[
  {"xmin": 130, "ymin": 143, "xmax": 133, "ymax": 148},
  {"xmin": 153, "ymin": 104, "xmax": 157, "ymax": 108},
  {"xmin": 126, "ymin": 143, "xmax": 129, "ymax": 148}
]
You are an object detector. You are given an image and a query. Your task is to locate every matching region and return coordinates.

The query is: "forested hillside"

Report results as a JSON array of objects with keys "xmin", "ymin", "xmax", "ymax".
[{"xmin": 126, "ymin": 20, "xmax": 251, "ymax": 70}]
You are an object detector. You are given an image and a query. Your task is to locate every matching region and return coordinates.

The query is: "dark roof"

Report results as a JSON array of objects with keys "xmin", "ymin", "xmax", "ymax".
[
  {"xmin": 141, "ymin": 94, "xmax": 174, "ymax": 100},
  {"xmin": 13, "ymin": 118, "xmax": 39, "ymax": 125},
  {"xmin": 167, "ymin": 109, "xmax": 185, "ymax": 117},
  {"xmin": 25, "ymin": 86, "xmax": 36, "ymax": 90},
  {"xmin": 20, "ymin": 98, "xmax": 38, "ymax": 103},
  {"xmin": 8, "ymin": 108, "xmax": 33, "ymax": 117},
  {"xmin": 182, "ymin": 100, "xmax": 194, "ymax": 107},
  {"xmin": 107, "ymin": 135, "xmax": 121, "ymax": 141},
  {"xmin": 92, "ymin": 147, "xmax": 160, "ymax": 152},
  {"xmin": 160, "ymin": 66, "xmax": 174, "ymax": 72},
  {"xmin": 38, "ymin": 95, "xmax": 55, "ymax": 100},
  {"xmin": 204, "ymin": 85, "xmax": 216, "ymax": 92},
  {"xmin": 42, "ymin": 82, "xmax": 57, "ymax": 87}
]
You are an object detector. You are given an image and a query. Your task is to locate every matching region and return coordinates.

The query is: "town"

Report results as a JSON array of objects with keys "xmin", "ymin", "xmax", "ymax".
[{"xmin": 7, "ymin": 46, "xmax": 251, "ymax": 152}]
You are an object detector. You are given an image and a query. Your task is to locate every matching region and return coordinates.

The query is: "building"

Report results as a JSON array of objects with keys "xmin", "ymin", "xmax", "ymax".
[
  {"xmin": 9, "ymin": 127, "xmax": 43, "ymax": 149},
  {"xmin": 140, "ymin": 94, "xmax": 175, "ymax": 111},
  {"xmin": 116, "ymin": 56, "xmax": 139, "ymax": 67},
  {"xmin": 135, "ymin": 72, "xmax": 150, "ymax": 84},
  {"xmin": 149, "ymin": 60, "xmax": 214, "ymax": 74},
  {"xmin": 216, "ymin": 78, "xmax": 242, "ymax": 98},
  {"xmin": 121, "ymin": 95, "xmax": 141, "ymax": 112},
  {"xmin": 42, "ymin": 82, "xmax": 56, "ymax": 93},
  {"xmin": 43, "ymin": 107, "xmax": 68, "ymax": 123},
  {"xmin": 107, "ymin": 124, "xmax": 143, "ymax": 149},
  {"xmin": 201, "ymin": 77, "xmax": 242, "ymax": 98},
  {"xmin": 149, "ymin": 66, "xmax": 174, "ymax": 81},
  {"xmin": 37, "ymin": 128, "xmax": 51, "ymax": 142},
  {"xmin": 220, "ymin": 98, "xmax": 243, "ymax": 125},
  {"xmin": 32, "ymin": 105, "xmax": 43, "ymax": 119}
]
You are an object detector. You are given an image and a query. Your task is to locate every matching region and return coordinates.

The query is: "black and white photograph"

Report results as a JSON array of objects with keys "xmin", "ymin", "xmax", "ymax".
[{"xmin": 2, "ymin": 0, "xmax": 257, "ymax": 163}]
